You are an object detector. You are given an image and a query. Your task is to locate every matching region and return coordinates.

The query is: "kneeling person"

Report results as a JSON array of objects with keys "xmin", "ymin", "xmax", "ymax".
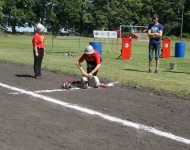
[
  {"xmin": 76, "ymin": 45, "xmax": 101, "ymax": 88},
  {"xmin": 76, "ymin": 45, "xmax": 101, "ymax": 78}
]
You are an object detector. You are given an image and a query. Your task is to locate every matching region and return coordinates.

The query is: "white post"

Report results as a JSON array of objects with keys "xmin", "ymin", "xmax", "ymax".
[{"xmin": 120, "ymin": 25, "xmax": 122, "ymax": 42}]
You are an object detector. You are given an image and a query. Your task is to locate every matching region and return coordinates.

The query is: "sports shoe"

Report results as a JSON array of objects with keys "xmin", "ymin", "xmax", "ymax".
[
  {"xmin": 155, "ymin": 69, "xmax": 158, "ymax": 73},
  {"xmin": 88, "ymin": 76, "xmax": 100, "ymax": 88},
  {"xmin": 35, "ymin": 75, "xmax": 41, "ymax": 79},
  {"xmin": 39, "ymin": 75, "xmax": 43, "ymax": 79},
  {"xmin": 81, "ymin": 77, "xmax": 88, "ymax": 89},
  {"xmin": 148, "ymin": 69, "xmax": 152, "ymax": 73}
]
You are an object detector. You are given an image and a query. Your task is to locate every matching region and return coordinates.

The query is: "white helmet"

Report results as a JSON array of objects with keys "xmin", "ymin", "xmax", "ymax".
[
  {"xmin": 36, "ymin": 23, "xmax": 44, "ymax": 33},
  {"xmin": 84, "ymin": 45, "xmax": 94, "ymax": 54}
]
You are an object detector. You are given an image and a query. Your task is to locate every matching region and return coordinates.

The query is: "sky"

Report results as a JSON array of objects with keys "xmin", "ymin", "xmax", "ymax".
[
  {"xmin": 16, "ymin": 26, "xmax": 35, "ymax": 32},
  {"xmin": 7, "ymin": 26, "xmax": 67, "ymax": 33},
  {"xmin": 7, "ymin": 26, "xmax": 34, "ymax": 32},
  {"xmin": 7, "ymin": 26, "xmax": 48, "ymax": 32}
]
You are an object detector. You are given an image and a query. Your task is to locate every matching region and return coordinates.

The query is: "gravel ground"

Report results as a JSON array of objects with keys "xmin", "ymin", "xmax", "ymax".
[{"xmin": 0, "ymin": 60, "xmax": 190, "ymax": 150}]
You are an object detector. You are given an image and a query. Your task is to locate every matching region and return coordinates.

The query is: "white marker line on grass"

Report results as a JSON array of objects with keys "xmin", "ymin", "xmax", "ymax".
[{"xmin": 1, "ymin": 82, "xmax": 190, "ymax": 145}]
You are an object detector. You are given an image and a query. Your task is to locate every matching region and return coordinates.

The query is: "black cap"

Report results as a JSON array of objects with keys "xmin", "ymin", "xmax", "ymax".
[{"xmin": 153, "ymin": 14, "xmax": 159, "ymax": 18}]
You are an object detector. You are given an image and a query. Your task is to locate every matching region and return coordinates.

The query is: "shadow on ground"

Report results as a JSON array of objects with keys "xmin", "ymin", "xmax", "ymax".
[
  {"xmin": 15, "ymin": 74, "xmax": 35, "ymax": 78},
  {"xmin": 123, "ymin": 68, "xmax": 147, "ymax": 73},
  {"xmin": 162, "ymin": 70, "xmax": 190, "ymax": 74}
]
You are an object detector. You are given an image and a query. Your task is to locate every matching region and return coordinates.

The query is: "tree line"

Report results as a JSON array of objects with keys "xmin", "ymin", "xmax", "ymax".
[{"xmin": 0, "ymin": 0, "xmax": 189, "ymax": 38}]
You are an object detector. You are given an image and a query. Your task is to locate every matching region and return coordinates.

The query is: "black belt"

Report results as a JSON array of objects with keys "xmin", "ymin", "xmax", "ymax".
[{"xmin": 37, "ymin": 48, "xmax": 44, "ymax": 50}]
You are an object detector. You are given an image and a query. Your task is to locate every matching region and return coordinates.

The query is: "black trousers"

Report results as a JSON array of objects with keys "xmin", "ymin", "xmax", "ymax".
[
  {"xmin": 33, "ymin": 48, "xmax": 44, "ymax": 77},
  {"xmin": 86, "ymin": 59, "xmax": 102, "ymax": 76}
]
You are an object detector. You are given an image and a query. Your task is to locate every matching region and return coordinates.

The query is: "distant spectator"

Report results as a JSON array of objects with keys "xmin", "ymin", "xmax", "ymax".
[
  {"xmin": 32, "ymin": 23, "xmax": 45, "ymax": 79},
  {"xmin": 147, "ymin": 14, "xmax": 164, "ymax": 73}
]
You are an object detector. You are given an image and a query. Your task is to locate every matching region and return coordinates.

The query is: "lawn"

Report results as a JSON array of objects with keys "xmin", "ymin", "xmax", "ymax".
[{"xmin": 0, "ymin": 33, "xmax": 190, "ymax": 98}]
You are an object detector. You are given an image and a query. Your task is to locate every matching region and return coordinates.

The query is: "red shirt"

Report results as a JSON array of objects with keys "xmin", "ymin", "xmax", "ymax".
[
  {"xmin": 79, "ymin": 50, "xmax": 101, "ymax": 64},
  {"xmin": 32, "ymin": 33, "xmax": 45, "ymax": 48}
]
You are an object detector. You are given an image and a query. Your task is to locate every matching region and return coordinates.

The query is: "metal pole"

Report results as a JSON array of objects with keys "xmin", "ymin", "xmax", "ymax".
[
  {"xmin": 79, "ymin": 37, "xmax": 80, "ymax": 51},
  {"xmin": 120, "ymin": 25, "xmax": 122, "ymax": 42},
  {"xmin": 116, "ymin": 38, "xmax": 118, "ymax": 52},
  {"xmin": 52, "ymin": 35, "xmax": 54, "ymax": 53},
  {"xmin": 180, "ymin": 0, "xmax": 185, "ymax": 41}
]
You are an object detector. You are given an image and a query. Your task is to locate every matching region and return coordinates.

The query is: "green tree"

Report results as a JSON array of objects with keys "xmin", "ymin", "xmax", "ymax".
[
  {"xmin": 43, "ymin": 0, "xmax": 60, "ymax": 33},
  {"xmin": 138, "ymin": 0, "xmax": 154, "ymax": 26},
  {"xmin": 183, "ymin": 0, "xmax": 190, "ymax": 36},
  {"xmin": 0, "ymin": 1, "xmax": 3, "ymax": 22},
  {"xmin": 139, "ymin": 0, "xmax": 185, "ymax": 36},
  {"xmin": 157, "ymin": 0, "xmax": 182, "ymax": 36},
  {"xmin": 82, "ymin": 0, "xmax": 143, "ymax": 34},
  {"xmin": 0, "ymin": 0, "xmax": 5, "ymax": 30},
  {"xmin": 44, "ymin": 0, "xmax": 83, "ymax": 35},
  {"xmin": 1, "ymin": 0, "xmax": 190, "ymax": 37},
  {"xmin": 2, "ymin": 0, "xmax": 36, "ymax": 33}
]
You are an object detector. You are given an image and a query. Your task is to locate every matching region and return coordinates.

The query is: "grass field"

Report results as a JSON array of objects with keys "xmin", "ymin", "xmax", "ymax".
[{"xmin": 0, "ymin": 34, "xmax": 190, "ymax": 98}]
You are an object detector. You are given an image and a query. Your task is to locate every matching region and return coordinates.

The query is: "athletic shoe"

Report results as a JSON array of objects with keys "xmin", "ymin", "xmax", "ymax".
[
  {"xmin": 39, "ymin": 75, "xmax": 43, "ymax": 79},
  {"xmin": 81, "ymin": 77, "xmax": 88, "ymax": 89},
  {"xmin": 148, "ymin": 69, "xmax": 152, "ymax": 73},
  {"xmin": 35, "ymin": 75, "xmax": 41, "ymax": 79},
  {"xmin": 155, "ymin": 69, "xmax": 158, "ymax": 73},
  {"xmin": 88, "ymin": 76, "xmax": 100, "ymax": 88}
]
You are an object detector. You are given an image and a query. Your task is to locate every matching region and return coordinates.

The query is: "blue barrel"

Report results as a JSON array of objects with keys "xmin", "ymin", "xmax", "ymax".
[
  {"xmin": 175, "ymin": 42, "xmax": 186, "ymax": 58},
  {"xmin": 89, "ymin": 42, "xmax": 102, "ymax": 56}
]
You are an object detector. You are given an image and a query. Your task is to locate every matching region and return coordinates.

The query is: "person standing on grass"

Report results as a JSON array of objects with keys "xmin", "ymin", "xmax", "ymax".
[
  {"xmin": 147, "ymin": 14, "xmax": 163, "ymax": 73},
  {"xmin": 76, "ymin": 45, "xmax": 101, "ymax": 78},
  {"xmin": 32, "ymin": 23, "xmax": 45, "ymax": 79}
]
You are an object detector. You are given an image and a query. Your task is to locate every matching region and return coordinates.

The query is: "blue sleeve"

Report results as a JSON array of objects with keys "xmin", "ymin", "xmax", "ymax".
[
  {"xmin": 148, "ymin": 24, "xmax": 152, "ymax": 30},
  {"xmin": 159, "ymin": 24, "xmax": 164, "ymax": 31}
]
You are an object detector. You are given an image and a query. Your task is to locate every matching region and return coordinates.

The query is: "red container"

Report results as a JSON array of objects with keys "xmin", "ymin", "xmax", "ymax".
[
  {"xmin": 161, "ymin": 38, "xmax": 170, "ymax": 58},
  {"xmin": 122, "ymin": 38, "xmax": 132, "ymax": 60}
]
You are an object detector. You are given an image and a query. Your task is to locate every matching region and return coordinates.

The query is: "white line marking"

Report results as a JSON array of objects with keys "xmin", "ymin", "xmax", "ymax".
[
  {"xmin": 34, "ymin": 87, "xmax": 80, "ymax": 93},
  {"xmin": 9, "ymin": 82, "xmax": 119, "ymax": 95},
  {"xmin": 9, "ymin": 92, "xmax": 19, "ymax": 95},
  {"xmin": 9, "ymin": 87, "xmax": 81, "ymax": 94},
  {"xmin": 35, "ymin": 89, "xmax": 63, "ymax": 93},
  {"xmin": 106, "ymin": 82, "xmax": 119, "ymax": 87},
  {"xmin": 1, "ymin": 82, "xmax": 190, "ymax": 145}
]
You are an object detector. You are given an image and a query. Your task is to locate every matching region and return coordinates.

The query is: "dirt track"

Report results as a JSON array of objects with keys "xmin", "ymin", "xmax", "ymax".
[{"xmin": 0, "ymin": 60, "xmax": 190, "ymax": 150}]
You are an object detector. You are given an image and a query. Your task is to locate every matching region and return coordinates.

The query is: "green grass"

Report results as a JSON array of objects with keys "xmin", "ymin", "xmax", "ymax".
[{"xmin": 0, "ymin": 34, "xmax": 190, "ymax": 98}]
